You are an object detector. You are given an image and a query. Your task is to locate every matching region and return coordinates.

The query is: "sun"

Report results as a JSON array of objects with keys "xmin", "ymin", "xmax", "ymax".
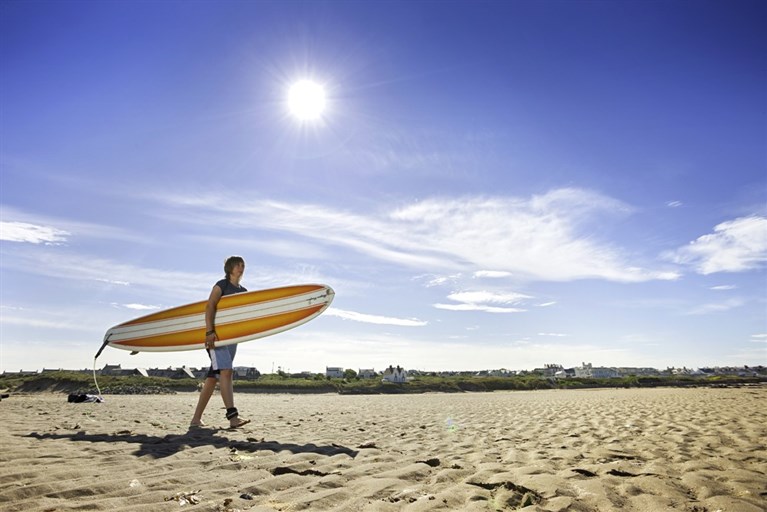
[{"xmin": 287, "ymin": 80, "xmax": 327, "ymax": 121}]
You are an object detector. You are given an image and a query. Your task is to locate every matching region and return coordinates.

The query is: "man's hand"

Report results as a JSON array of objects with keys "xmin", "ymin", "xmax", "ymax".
[{"xmin": 205, "ymin": 332, "xmax": 217, "ymax": 350}]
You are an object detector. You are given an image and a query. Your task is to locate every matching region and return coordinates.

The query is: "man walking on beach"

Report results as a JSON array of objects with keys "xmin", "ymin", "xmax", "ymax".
[{"xmin": 190, "ymin": 256, "xmax": 251, "ymax": 429}]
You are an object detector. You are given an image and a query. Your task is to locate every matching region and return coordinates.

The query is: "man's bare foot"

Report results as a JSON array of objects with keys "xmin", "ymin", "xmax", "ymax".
[
  {"xmin": 228, "ymin": 418, "xmax": 251, "ymax": 429},
  {"xmin": 189, "ymin": 420, "xmax": 206, "ymax": 429}
]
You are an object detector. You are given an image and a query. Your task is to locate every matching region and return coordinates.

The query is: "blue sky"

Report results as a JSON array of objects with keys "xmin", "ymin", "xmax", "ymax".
[{"xmin": 1, "ymin": 0, "xmax": 765, "ymax": 373}]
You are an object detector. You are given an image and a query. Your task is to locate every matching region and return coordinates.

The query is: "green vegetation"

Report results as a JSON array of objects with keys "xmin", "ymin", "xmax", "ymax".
[
  {"xmin": 1, "ymin": 371, "xmax": 764, "ymax": 395},
  {"xmin": 0, "ymin": 372, "xmax": 197, "ymax": 394}
]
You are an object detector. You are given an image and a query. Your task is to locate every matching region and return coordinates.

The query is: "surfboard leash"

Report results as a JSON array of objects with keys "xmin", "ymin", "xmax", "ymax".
[
  {"xmin": 92, "ymin": 334, "xmax": 112, "ymax": 399},
  {"xmin": 92, "ymin": 358, "xmax": 103, "ymax": 399}
]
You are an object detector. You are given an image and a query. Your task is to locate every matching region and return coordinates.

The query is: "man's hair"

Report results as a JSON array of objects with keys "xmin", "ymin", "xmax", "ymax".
[{"xmin": 224, "ymin": 256, "xmax": 245, "ymax": 279}]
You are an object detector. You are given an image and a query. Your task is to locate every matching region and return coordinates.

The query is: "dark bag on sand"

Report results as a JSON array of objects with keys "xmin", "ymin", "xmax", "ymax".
[{"xmin": 67, "ymin": 393, "xmax": 103, "ymax": 403}]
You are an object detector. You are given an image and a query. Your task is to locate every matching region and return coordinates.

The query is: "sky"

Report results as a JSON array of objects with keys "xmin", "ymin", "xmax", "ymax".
[{"xmin": 1, "ymin": 0, "xmax": 765, "ymax": 374}]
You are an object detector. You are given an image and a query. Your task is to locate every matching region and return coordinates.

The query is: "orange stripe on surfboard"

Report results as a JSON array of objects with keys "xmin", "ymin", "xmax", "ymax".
[
  {"xmin": 111, "ymin": 305, "xmax": 325, "ymax": 348},
  {"xmin": 120, "ymin": 284, "xmax": 325, "ymax": 326}
]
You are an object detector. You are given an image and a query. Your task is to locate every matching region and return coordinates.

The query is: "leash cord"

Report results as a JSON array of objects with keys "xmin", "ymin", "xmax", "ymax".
[{"xmin": 93, "ymin": 357, "xmax": 103, "ymax": 399}]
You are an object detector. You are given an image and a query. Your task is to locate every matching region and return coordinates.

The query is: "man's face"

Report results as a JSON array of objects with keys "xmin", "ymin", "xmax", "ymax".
[{"xmin": 232, "ymin": 262, "xmax": 245, "ymax": 279}]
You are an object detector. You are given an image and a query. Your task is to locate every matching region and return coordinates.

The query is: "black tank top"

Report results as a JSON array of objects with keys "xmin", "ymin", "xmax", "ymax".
[{"xmin": 216, "ymin": 279, "xmax": 247, "ymax": 297}]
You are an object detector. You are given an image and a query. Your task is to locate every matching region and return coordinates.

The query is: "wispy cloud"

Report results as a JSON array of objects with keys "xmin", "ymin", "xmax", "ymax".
[
  {"xmin": 326, "ymin": 308, "xmax": 427, "ymax": 326},
  {"xmin": 434, "ymin": 303, "xmax": 526, "ymax": 313},
  {"xmin": 750, "ymin": 334, "xmax": 767, "ymax": 343},
  {"xmin": 414, "ymin": 273, "xmax": 464, "ymax": 287},
  {"xmin": 158, "ymin": 188, "xmax": 679, "ymax": 283},
  {"xmin": 0, "ymin": 206, "xmax": 147, "ymax": 244},
  {"xmin": 538, "ymin": 332, "xmax": 568, "ymax": 337},
  {"xmin": 446, "ymin": 291, "xmax": 531, "ymax": 304},
  {"xmin": 0, "ymin": 313, "xmax": 94, "ymax": 331},
  {"xmin": 96, "ymin": 278, "xmax": 131, "ymax": 286},
  {"xmin": 474, "ymin": 270, "xmax": 512, "ymax": 278},
  {"xmin": 2, "ymin": 250, "xmax": 216, "ymax": 299},
  {"xmin": 537, "ymin": 301, "xmax": 557, "ymax": 307},
  {"xmin": 0, "ymin": 221, "xmax": 69, "ymax": 245},
  {"xmin": 686, "ymin": 298, "xmax": 745, "ymax": 315},
  {"xmin": 666, "ymin": 201, "xmax": 683, "ymax": 208},
  {"xmin": 435, "ymin": 290, "xmax": 530, "ymax": 313},
  {"xmin": 710, "ymin": 285, "xmax": 737, "ymax": 291},
  {"xmin": 666, "ymin": 216, "xmax": 767, "ymax": 274},
  {"xmin": 111, "ymin": 303, "xmax": 162, "ymax": 311},
  {"xmin": 1, "ymin": 246, "xmax": 333, "ymax": 301}
]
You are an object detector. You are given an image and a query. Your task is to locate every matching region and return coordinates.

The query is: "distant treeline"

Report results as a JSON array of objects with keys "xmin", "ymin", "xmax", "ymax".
[{"xmin": 1, "ymin": 371, "xmax": 765, "ymax": 395}]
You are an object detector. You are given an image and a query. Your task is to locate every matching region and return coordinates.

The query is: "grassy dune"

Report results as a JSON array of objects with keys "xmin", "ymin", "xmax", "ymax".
[{"xmin": 1, "ymin": 371, "xmax": 764, "ymax": 395}]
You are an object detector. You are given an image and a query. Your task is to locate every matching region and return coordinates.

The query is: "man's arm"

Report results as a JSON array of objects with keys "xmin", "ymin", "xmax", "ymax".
[{"xmin": 204, "ymin": 284, "xmax": 224, "ymax": 348}]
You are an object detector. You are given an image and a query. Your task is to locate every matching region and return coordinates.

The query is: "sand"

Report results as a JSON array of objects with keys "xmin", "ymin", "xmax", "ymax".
[{"xmin": 0, "ymin": 386, "xmax": 765, "ymax": 511}]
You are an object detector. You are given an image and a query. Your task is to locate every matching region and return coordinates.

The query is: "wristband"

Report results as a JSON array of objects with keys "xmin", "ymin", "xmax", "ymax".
[{"xmin": 206, "ymin": 330, "xmax": 216, "ymax": 336}]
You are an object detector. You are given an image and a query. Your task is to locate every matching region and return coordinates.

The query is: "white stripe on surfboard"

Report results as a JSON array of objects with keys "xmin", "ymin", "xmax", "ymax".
[
  {"xmin": 107, "ymin": 289, "xmax": 331, "ymax": 343},
  {"xmin": 108, "ymin": 301, "xmax": 325, "ymax": 344},
  {"xmin": 109, "ymin": 307, "xmax": 329, "ymax": 352}
]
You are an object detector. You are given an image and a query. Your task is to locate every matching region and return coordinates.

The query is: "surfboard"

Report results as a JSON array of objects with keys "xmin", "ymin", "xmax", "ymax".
[{"xmin": 101, "ymin": 284, "xmax": 334, "ymax": 353}]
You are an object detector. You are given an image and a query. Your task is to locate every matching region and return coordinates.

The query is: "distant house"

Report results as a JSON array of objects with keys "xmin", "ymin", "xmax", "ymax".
[
  {"xmin": 554, "ymin": 368, "xmax": 576, "ymax": 379},
  {"xmin": 358, "ymin": 368, "xmax": 377, "ymax": 379},
  {"xmin": 288, "ymin": 371, "xmax": 315, "ymax": 379},
  {"xmin": 326, "ymin": 367, "xmax": 344, "ymax": 378},
  {"xmin": 533, "ymin": 364, "xmax": 564, "ymax": 377},
  {"xmin": 575, "ymin": 362, "xmax": 619, "ymax": 378},
  {"xmin": 2, "ymin": 370, "xmax": 39, "ymax": 377},
  {"xmin": 615, "ymin": 367, "xmax": 659, "ymax": 377},
  {"xmin": 233, "ymin": 367, "xmax": 261, "ymax": 380},
  {"xmin": 147, "ymin": 367, "xmax": 194, "ymax": 379},
  {"xmin": 101, "ymin": 364, "xmax": 147, "ymax": 377},
  {"xmin": 100, "ymin": 364, "xmax": 122, "ymax": 375},
  {"xmin": 382, "ymin": 365, "xmax": 407, "ymax": 383}
]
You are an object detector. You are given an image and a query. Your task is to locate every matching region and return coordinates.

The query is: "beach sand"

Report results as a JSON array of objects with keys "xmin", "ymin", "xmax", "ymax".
[{"xmin": 0, "ymin": 386, "xmax": 765, "ymax": 511}]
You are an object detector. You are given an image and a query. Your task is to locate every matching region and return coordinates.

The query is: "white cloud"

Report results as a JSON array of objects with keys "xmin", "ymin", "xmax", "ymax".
[
  {"xmin": 538, "ymin": 332, "xmax": 568, "ymax": 337},
  {"xmin": 325, "ymin": 308, "xmax": 427, "ymax": 327},
  {"xmin": 434, "ymin": 303, "xmax": 526, "ymax": 313},
  {"xmin": 2, "ymin": 250, "xmax": 215, "ymax": 300},
  {"xmin": 1, "ymin": 248, "xmax": 333, "ymax": 302},
  {"xmin": 113, "ymin": 303, "xmax": 162, "ymax": 311},
  {"xmin": 667, "ymin": 216, "xmax": 767, "ymax": 274},
  {"xmin": 666, "ymin": 201, "xmax": 683, "ymax": 208},
  {"xmin": 750, "ymin": 334, "xmax": 767, "ymax": 343},
  {"xmin": 0, "ymin": 221, "xmax": 69, "ymax": 244},
  {"xmin": 96, "ymin": 278, "xmax": 131, "ymax": 286},
  {"xmin": 0, "ymin": 315, "xmax": 90, "ymax": 330},
  {"xmin": 446, "ymin": 290, "xmax": 530, "ymax": 304},
  {"xmin": 0, "ymin": 207, "xmax": 146, "ymax": 244},
  {"xmin": 435, "ymin": 289, "xmax": 530, "ymax": 313},
  {"xmin": 710, "ymin": 285, "xmax": 736, "ymax": 291},
  {"xmin": 474, "ymin": 270, "xmax": 512, "ymax": 278},
  {"xmin": 415, "ymin": 273, "xmax": 463, "ymax": 287},
  {"xmin": 537, "ymin": 301, "xmax": 557, "ymax": 307},
  {"xmin": 686, "ymin": 298, "xmax": 745, "ymax": 315},
  {"xmin": 243, "ymin": 329, "xmax": 615, "ymax": 372},
  {"xmin": 159, "ymin": 188, "xmax": 677, "ymax": 283}
]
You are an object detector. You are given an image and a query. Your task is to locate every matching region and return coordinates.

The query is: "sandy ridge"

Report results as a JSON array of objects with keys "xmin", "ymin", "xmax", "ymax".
[{"xmin": 1, "ymin": 387, "xmax": 765, "ymax": 511}]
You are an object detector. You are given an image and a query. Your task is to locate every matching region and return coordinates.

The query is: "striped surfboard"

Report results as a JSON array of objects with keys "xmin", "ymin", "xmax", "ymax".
[{"xmin": 103, "ymin": 284, "xmax": 334, "ymax": 353}]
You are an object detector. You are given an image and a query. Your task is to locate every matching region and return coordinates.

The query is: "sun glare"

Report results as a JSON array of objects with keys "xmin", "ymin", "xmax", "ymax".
[{"xmin": 287, "ymin": 80, "xmax": 326, "ymax": 121}]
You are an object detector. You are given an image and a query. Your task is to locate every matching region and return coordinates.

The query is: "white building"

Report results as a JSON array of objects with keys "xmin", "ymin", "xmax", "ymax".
[
  {"xmin": 358, "ymin": 368, "xmax": 377, "ymax": 379},
  {"xmin": 575, "ymin": 362, "xmax": 619, "ymax": 378},
  {"xmin": 325, "ymin": 367, "xmax": 344, "ymax": 378},
  {"xmin": 382, "ymin": 365, "xmax": 407, "ymax": 383}
]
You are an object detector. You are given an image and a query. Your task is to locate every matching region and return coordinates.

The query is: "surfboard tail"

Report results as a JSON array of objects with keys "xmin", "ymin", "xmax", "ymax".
[{"xmin": 94, "ymin": 333, "xmax": 112, "ymax": 360}]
